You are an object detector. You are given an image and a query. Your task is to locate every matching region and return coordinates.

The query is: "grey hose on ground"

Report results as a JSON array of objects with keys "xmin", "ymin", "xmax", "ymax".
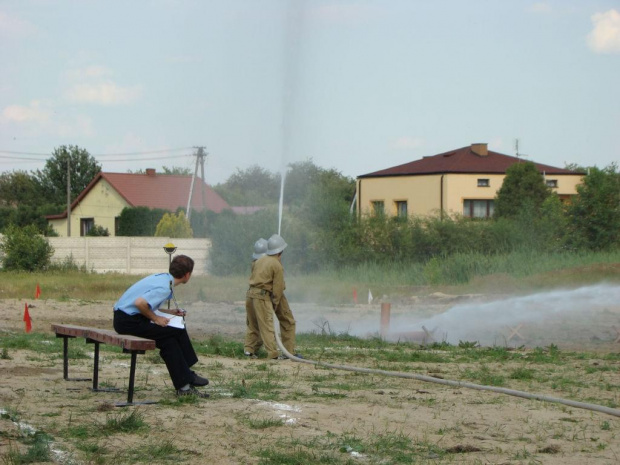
[{"xmin": 272, "ymin": 313, "xmax": 620, "ymax": 418}]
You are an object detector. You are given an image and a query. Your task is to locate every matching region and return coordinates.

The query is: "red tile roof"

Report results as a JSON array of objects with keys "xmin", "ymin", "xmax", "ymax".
[
  {"xmin": 358, "ymin": 145, "xmax": 583, "ymax": 178},
  {"xmin": 47, "ymin": 170, "xmax": 230, "ymax": 219}
]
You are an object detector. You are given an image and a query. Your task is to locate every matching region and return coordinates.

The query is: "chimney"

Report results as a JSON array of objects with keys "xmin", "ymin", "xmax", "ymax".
[
  {"xmin": 146, "ymin": 168, "xmax": 156, "ymax": 176},
  {"xmin": 471, "ymin": 143, "xmax": 488, "ymax": 157}
]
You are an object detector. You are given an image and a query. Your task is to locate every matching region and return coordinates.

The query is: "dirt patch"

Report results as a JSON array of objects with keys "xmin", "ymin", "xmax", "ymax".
[{"xmin": 1, "ymin": 295, "xmax": 620, "ymax": 464}]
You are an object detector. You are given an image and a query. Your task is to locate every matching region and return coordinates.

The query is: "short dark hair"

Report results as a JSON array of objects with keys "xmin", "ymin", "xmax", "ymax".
[{"xmin": 169, "ymin": 255, "xmax": 194, "ymax": 278}]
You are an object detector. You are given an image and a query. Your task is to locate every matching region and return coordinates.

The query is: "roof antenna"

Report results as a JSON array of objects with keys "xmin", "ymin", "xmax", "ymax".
[
  {"xmin": 514, "ymin": 138, "xmax": 528, "ymax": 161},
  {"xmin": 515, "ymin": 138, "xmax": 519, "ymax": 157}
]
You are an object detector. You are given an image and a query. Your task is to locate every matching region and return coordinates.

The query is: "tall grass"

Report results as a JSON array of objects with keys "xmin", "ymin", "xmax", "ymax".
[{"xmin": 1, "ymin": 250, "xmax": 618, "ymax": 303}]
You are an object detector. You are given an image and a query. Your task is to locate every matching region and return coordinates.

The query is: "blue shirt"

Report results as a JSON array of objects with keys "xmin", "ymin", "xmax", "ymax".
[{"xmin": 114, "ymin": 273, "xmax": 173, "ymax": 316}]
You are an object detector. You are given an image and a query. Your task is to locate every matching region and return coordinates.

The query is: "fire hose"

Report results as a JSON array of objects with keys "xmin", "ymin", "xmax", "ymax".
[{"xmin": 273, "ymin": 313, "xmax": 620, "ymax": 418}]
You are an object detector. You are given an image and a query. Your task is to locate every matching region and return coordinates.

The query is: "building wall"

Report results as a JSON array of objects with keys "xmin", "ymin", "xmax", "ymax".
[
  {"xmin": 48, "ymin": 178, "xmax": 129, "ymax": 237},
  {"xmin": 443, "ymin": 173, "xmax": 505, "ymax": 215},
  {"xmin": 358, "ymin": 173, "xmax": 584, "ymax": 217},
  {"xmin": 47, "ymin": 236, "xmax": 211, "ymax": 275},
  {"xmin": 357, "ymin": 175, "xmax": 442, "ymax": 217}
]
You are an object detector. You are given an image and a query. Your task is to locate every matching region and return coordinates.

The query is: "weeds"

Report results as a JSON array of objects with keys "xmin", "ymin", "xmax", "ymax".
[
  {"xmin": 241, "ymin": 415, "xmax": 284, "ymax": 429},
  {"xmin": 3, "ymin": 432, "xmax": 52, "ymax": 464}
]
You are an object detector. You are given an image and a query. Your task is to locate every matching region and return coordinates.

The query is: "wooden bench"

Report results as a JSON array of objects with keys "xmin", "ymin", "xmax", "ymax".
[{"xmin": 51, "ymin": 324, "xmax": 157, "ymax": 407}]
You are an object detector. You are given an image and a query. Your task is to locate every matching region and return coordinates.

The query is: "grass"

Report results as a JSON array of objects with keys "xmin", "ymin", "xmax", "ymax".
[
  {"xmin": 3, "ymin": 432, "xmax": 53, "ymax": 464},
  {"xmin": 1, "ymin": 250, "xmax": 618, "ymax": 303},
  {"xmin": 241, "ymin": 414, "xmax": 284, "ymax": 429},
  {"xmin": 2, "ymin": 326, "xmax": 619, "ymax": 464},
  {"xmin": 1, "ymin": 258, "xmax": 619, "ymax": 464},
  {"xmin": 256, "ymin": 429, "xmax": 448, "ymax": 464},
  {"xmin": 64, "ymin": 410, "xmax": 148, "ymax": 440}
]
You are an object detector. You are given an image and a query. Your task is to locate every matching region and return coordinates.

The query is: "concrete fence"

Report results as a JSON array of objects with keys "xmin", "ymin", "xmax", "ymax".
[{"xmin": 45, "ymin": 237, "xmax": 211, "ymax": 275}]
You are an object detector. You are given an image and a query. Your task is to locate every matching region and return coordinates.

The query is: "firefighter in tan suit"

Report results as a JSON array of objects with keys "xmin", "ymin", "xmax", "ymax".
[
  {"xmin": 244, "ymin": 238, "xmax": 267, "ymax": 358},
  {"xmin": 245, "ymin": 234, "xmax": 297, "ymax": 359}
]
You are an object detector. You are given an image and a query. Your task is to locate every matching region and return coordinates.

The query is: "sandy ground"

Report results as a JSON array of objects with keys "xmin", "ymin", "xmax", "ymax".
[{"xmin": 1, "ymin": 294, "xmax": 620, "ymax": 464}]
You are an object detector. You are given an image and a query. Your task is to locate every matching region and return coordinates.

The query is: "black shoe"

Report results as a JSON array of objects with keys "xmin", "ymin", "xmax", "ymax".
[
  {"xmin": 176, "ymin": 386, "xmax": 209, "ymax": 398},
  {"xmin": 293, "ymin": 353, "xmax": 304, "ymax": 359},
  {"xmin": 190, "ymin": 372, "xmax": 209, "ymax": 387},
  {"xmin": 244, "ymin": 351, "xmax": 258, "ymax": 359},
  {"xmin": 271, "ymin": 355, "xmax": 288, "ymax": 360}
]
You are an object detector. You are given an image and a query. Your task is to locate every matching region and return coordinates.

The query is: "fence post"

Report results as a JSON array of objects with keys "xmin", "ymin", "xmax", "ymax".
[{"xmin": 380, "ymin": 302, "xmax": 391, "ymax": 339}]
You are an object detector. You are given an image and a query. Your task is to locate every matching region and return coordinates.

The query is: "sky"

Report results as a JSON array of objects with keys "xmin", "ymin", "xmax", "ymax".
[{"xmin": 1, "ymin": 0, "xmax": 619, "ymax": 186}]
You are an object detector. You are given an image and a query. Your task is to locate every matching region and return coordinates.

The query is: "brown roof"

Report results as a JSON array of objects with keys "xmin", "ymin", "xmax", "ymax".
[
  {"xmin": 358, "ymin": 145, "xmax": 583, "ymax": 178},
  {"xmin": 47, "ymin": 170, "xmax": 230, "ymax": 219}
]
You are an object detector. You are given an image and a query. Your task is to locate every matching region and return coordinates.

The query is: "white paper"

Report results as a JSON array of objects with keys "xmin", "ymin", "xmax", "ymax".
[{"xmin": 152, "ymin": 309, "xmax": 185, "ymax": 329}]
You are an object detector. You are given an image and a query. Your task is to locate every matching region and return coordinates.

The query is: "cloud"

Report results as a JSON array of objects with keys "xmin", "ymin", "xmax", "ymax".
[
  {"xmin": 391, "ymin": 136, "xmax": 424, "ymax": 151},
  {"xmin": 0, "ymin": 11, "xmax": 36, "ymax": 38},
  {"xmin": 66, "ymin": 82, "xmax": 142, "ymax": 105},
  {"xmin": 587, "ymin": 9, "xmax": 620, "ymax": 54},
  {"xmin": 65, "ymin": 65, "xmax": 111, "ymax": 80},
  {"xmin": 2, "ymin": 101, "xmax": 50, "ymax": 123},
  {"xmin": 2, "ymin": 99, "xmax": 94, "ymax": 138},
  {"xmin": 55, "ymin": 114, "xmax": 94, "ymax": 138},
  {"xmin": 528, "ymin": 3, "xmax": 552, "ymax": 14}
]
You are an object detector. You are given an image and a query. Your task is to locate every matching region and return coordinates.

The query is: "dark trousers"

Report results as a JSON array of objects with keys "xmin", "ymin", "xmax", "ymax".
[{"xmin": 113, "ymin": 311, "xmax": 198, "ymax": 390}]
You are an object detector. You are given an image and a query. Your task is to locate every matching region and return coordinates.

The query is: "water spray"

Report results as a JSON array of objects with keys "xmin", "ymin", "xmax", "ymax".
[
  {"xmin": 273, "ymin": 312, "xmax": 620, "ymax": 419},
  {"xmin": 278, "ymin": 168, "xmax": 286, "ymax": 235}
]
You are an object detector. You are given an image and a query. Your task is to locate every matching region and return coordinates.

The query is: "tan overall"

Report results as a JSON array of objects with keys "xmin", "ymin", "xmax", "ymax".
[{"xmin": 244, "ymin": 255, "xmax": 296, "ymax": 358}]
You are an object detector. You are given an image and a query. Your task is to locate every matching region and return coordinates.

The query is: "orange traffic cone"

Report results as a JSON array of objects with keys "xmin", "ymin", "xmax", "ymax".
[
  {"xmin": 35, "ymin": 284, "xmax": 41, "ymax": 299},
  {"xmin": 23, "ymin": 303, "xmax": 32, "ymax": 333}
]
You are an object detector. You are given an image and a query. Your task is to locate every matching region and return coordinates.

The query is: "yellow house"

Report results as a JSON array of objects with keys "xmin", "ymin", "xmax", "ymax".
[
  {"xmin": 47, "ymin": 169, "xmax": 230, "ymax": 237},
  {"xmin": 356, "ymin": 143, "xmax": 584, "ymax": 219}
]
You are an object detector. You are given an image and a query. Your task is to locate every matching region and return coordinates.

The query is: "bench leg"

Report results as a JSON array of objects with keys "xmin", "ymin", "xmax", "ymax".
[
  {"xmin": 115, "ymin": 350, "xmax": 157, "ymax": 407},
  {"xmin": 57, "ymin": 335, "xmax": 90, "ymax": 382},
  {"xmin": 87, "ymin": 339, "xmax": 119, "ymax": 393},
  {"xmin": 127, "ymin": 351, "xmax": 137, "ymax": 403}
]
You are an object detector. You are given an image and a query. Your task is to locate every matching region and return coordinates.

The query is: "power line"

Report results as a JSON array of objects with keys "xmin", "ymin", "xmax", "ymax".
[
  {"xmin": 0, "ymin": 153, "xmax": 194, "ymax": 163},
  {"xmin": 0, "ymin": 147, "xmax": 194, "ymax": 158},
  {"xmin": 0, "ymin": 155, "xmax": 48, "ymax": 161}
]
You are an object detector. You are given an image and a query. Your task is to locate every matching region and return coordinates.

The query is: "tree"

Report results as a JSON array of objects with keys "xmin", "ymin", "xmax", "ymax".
[
  {"xmin": 117, "ymin": 206, "xmax": 168, "ymax": 236},
  {"xmin": 0, "ymin": 171, "xmax": 42, "ymax": 207},
  {"xmin": 0, "ymin": 224, "xmax": 54, "ymax": 271},
  {"xmin": 213, "ymin": 165, "xmax": 279, "ymax": 206},
  {"xmin": 567, "ymin": 164, "xmax": 620, "ymax": 250},
  {"xmin": 155, "ymin": 211, "xmax": 193, "ymax": 238},
  {"xmin": 494, "ymin": 161, "xmax": 551, "ymax": 218},
  {"xmin": 161, "ymin": 166, "xmax": 192, "ymax": 175},
  {"xmin": 34, "ymin": 145, "xmax": 101, "ymax": 207},
  {"xmin": 0, "ymin": 171, "xmax": 59, "ymax": 233}
]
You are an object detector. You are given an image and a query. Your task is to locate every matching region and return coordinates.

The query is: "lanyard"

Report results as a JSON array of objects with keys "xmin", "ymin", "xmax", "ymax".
[{"xmin": 169, "ymin": 280, "xmax": 185, "ymax": 324}]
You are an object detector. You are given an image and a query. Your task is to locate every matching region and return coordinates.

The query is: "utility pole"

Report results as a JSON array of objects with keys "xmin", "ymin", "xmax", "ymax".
[
  {"xmin": 186, "ymin": 146, "xmax": 207, "ymax": 221},
  {"xmin": 67, "ymin": 157, "xmax": 71, "ymax": 237},
  {"xmin": 199, "ymin": 148, "xmax": 206, "ymax": 211}
]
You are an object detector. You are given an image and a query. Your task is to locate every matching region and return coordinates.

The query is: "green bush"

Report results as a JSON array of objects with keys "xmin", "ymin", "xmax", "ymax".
[
  {"xmin": 567, "ymin": 164, "xmax": 620, "ymax": 250},
  {"xmin": 155, "ymin": 211, "xmax": 193, "ymax": 238},
  {"xmin": 86, "ymin": 225, "xmax": 110, "ymax": 236},
  {"xmin": 0, "ymin": 224, "xmax": 54, "ymax": 271},
  {"xmin": 117, "ymin": 206, "xmax": 168, "ymax": 236}
]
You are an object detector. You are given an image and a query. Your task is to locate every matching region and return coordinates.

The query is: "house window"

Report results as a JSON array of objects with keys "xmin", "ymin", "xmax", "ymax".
[
  {"xmin": 114, "ymin": 217, "xmax": 120, "ymax": 236},
  {"xmin": 546, "ymin": 179, "xmax": 558, "ymax": 188},
  {"xmin": 395, "ymin": 201, "xmax": 407, "ymax": 218},
  {"xmin": 477, "ymin": 178, "xmax": 490, "ymax": 187},
  {"xmin": 80, "ymin": 218, "xmax": 95, "ymax": 236},
  {"xmin": 371, "ymin": 201, "xmax": 384, "ymax": 216},
  {"xmin": 463, "ymin": 200, "xmax": 494, "ymax": 218}
]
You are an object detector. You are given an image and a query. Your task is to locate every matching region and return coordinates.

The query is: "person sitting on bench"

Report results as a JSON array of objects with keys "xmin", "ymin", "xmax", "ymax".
[{"xmin": 113, "ymin": 254, "xmax": 209, "ymax": 398}]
